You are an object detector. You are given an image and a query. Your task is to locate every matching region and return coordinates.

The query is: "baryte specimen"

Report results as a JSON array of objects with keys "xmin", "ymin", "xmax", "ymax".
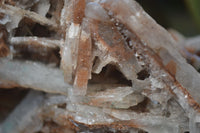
[{"xmin": 0, "ymin": 0, "xmax": 200, "ymax": 132}]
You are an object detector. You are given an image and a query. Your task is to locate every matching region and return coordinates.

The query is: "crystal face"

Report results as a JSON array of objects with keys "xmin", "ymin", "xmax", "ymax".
[{"xmin": 0, "ymin": 0, "xmax": 200, "ymax": 132}]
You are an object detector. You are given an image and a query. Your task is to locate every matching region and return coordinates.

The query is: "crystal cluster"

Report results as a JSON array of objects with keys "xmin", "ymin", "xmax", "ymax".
[{"xmin": 0, "ymin": 0, "xmax": 200, "ymax": 133}]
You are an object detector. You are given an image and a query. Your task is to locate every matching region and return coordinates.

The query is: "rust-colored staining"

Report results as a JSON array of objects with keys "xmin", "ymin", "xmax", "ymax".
[
  {"xmin": 73, "ymin": 0, "xmax": 86, "ymax": 24},
  {"xmin": 0, "ymin": 43, "xmax": 9, "ymax": 57},
  {"xmin": 165, "ymin": 60, "xmax": 177, "ymax": 76},
  {"xmin": 1, "ymin": 0, "xmax": 200, "ymax": 132},
  {"xmin": 69, "ymin": 117, "xmax": 142, "ymax": 132},
  {"xmin": 0, "ymin": 79, "xmax": 19, "ymax": 89},
  {"xmin": 170, "ymin": 33, "xmax": 179, "ymax": 42},
  {"xmin": 190, "ymin": 56, "xmax": 197, "ymax": 66},
  {"xmin": 92, "ymin": 1, "xmax": 200, "ymax": 114},
  {"xmin": 153, "ymin": 50, "xmax": 200, "ymax": 112},
  {"xmin": 0, "ymin": 29, "xmax": 9, "ymax": 57},
  {"xmin": 73, "ymin": 25, "xmax": 92, "ymax": 95},
  {"xmin": 0, "ymin": 13, "xmax": 5, "ymax": 19},
  {"xmin": 74, "ymin": 69, "xmax": 89, "ymax": 94},
  {"xmin": 4, "ymin": 0, "xmax": 16, "ymax": 6},
  {"xmin": 175, "ymin": 82, "xmax": 200, "ymax": 112},
  {"xmin": 186, "ymin": 47, "xmax": 196, "ymax": 54},
  {"xmin": 100, "ymin": 0, "xmax": 200, "ymax": 116},
  {"xmin": 92, "ymin": 21, "xmax": 135, "ymax": 61},
  {"xmin": 155, "ymin": 52, "xmax": 200, "ymax": 111},
  {"xmin": 109, "ymin": 120, "xmax": 141, "ymax": 131},
  {"xmin": 134, "ymin": 41, "xmax": 200, "ymax": 112}
]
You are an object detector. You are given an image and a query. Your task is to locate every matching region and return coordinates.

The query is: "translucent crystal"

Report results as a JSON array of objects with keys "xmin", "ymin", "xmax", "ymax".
[{"xmin": 0, "ymin": 0, "xmax": 200, "ymax": 132}]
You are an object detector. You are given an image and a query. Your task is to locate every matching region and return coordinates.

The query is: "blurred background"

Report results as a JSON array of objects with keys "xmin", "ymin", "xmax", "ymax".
[{"xmin": 136, "ymin": 0, "xmax": 200, "ymax": 37}]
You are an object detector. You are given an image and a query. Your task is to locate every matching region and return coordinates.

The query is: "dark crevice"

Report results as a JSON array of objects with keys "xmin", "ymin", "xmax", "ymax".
[
  {"xmin": 46, "ymin": 13, "xmax": 52, "ymax": 19},
  {"xmin": 0, "ymin": 88, "xmax": 29, "ymax": 122},
  {"xmin": 13, "ymin": 17, "xmax": 60, "ymax": 66},
  {"xmin": 57, "ymin": 103, "xmax": 67, "ymax": 109},
  {"xmin": 138, "ymin": 131, "xmax": 148, "ymax": 133},
  {"xmin": 125, "ymin": 36, "xmax": 133, "ymax": 49},
  {"xmin": 13, "ymin": 45, "xmax": 61, "ymax": 67},
  {"xmin": 137, "ymin": 69, "xmax": 150, "ymax": 80},
  {"xmin": 14, "ymin": 17, "xmax": 35, "ymax": 37},
  {"xmin": 128, "ymin": 98, "xmax": 149, "ymax": 113},
  {"xmin": 31, "ymin": 23, "xmax": 54, "ymax": 37},
  {"xmin": 196, "ymin": 50, "xmax": 200, "ymax": 57},
  {"xmin": 162, "ymin": 109, "xmax": 171, "ymax": 118},
  {"xmin": 92, "ymin": 56, "xmax": 100, "ymax": 68},
  {"xmin": 89, "ymin": 64, "xmax": 132, "ymax": 86},
  {"xmin": 14, "ymin": 17, "xmax": 56, "ymax": 37}
]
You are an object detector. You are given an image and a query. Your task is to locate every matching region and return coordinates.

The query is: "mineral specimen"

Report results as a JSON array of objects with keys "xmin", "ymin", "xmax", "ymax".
[{"xmin": 0, "ymin": 0, "xmax": 200, "ymax": 133}]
